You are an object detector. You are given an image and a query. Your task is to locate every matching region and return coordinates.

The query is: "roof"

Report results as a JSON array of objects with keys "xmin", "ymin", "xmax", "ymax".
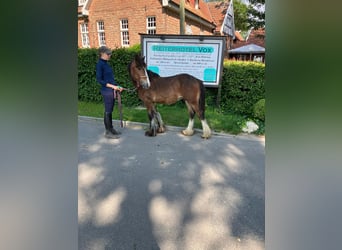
[
  {"xmin": 233, "ymin": 29, "xmax": 265, "ymax": 49},
  {"xmin": 229, "ymin": 43, "xmax": 265, "ymax": 54},
  {"xmin": 171, "ymin": 0, "xmax": 214, "ymax": 24},
  {"xmin": 234, "ymin": 31, "xmax": 244, "ymax": 41},
  {"xmin": 246, "ymin": 29, "xmax": 265, "ymax": 45},
  {"xmin": 206, "ymin": 1, "xmax": 228, "ymax": 32},
  {"xmin": 79, "ymin": 0, "xmax": 215, "ymax": 27}
]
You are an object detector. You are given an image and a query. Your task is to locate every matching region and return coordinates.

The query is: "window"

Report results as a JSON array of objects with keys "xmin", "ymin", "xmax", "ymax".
[
  {"xmin": 185, "ymin": 24, "xmax": 193, "ymax": 35},
  {"xmin": 97, "ymin": 21, "xmax": 106, "ymax": 46},
  {"xmin": 120, "ymin": 19, "xmax": 129, "ymax": 47},
  {"xmin": 80, "ymin": 22, "xmax": 90, "ymax": 48},
  {"xmin": 78, "ymin": 0, "xmax": 86, "ymax": 6},
  {"xmin": 146, "ymin": 16, "xmax": 156, "ymax": 34}
]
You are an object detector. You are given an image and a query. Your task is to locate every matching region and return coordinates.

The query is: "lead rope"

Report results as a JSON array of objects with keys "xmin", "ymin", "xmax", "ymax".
[
  {"xmin": 114, "ymin": 86, "xmax": 138, "ymax": 128},
  {"xmin": 115, "ymin": 90, "xmax": 124, "ymax": 128}
]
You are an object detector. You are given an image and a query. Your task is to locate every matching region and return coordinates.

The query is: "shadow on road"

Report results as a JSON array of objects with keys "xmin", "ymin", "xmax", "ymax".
[{"xmin": 78, "ymin": 117, "xmax": 265, "ymax": 249}]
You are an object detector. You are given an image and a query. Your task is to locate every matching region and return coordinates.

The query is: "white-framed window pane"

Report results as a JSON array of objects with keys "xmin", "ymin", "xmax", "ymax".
[
  {"xmin": 120, "ymin": 19, "xmax": 129, "ymax": 47},
  {"xmin": 147, "ymin": 16, "xmax": 156, "ymax": 34},
  {"xmin": 147, "ymin": 29, "xmax": 156, "ymax": 34},
  {"xmin": 80, "ymin": 23, "xmax": 90, "ymax": 48},
  {"xmin": 78, "ymin": 0, "xmax": 86, "ymax": 6},
  {"xmin": 97, "ymin": 21, "xmax": 106, "ymax": 46},
  {"xmin": 121, "ymin": 31, "xmax": 129, "ymax": 46},
  {"xmin": 120, "ymin": 19, "xmax": 128, "ymax": 30},
  {"xmin": 97, "ymin": 21, "xmax": 105, "ymax": 31},
  {"xmin": 81, "ymin": 34, "xmax": 90, "ymax": 47},
  {"xmin": 98, "ymin": 32, "xmax": 106, "ymax": 46}
]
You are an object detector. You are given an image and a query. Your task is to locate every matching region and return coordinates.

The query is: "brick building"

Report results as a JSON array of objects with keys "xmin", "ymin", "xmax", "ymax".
[{"xmin": 78, "ymin": 0, "xmax": 217, "ymax": 49}]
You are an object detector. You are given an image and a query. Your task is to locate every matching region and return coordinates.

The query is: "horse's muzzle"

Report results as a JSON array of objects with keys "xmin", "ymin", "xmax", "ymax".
[{"xmin": 141, "ymin": 80, "xmax": 150, "ymax": 89}]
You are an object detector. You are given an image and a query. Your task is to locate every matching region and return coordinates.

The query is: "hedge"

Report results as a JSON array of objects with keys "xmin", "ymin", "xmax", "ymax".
[
  {"xmin": 78, "ymin": 46, "xmax": 265, "ymax": 118},
  {"xmin": 78, "ymin": 45, "xmax": 141, "ymax": 106},
  {"xmin": 253, "ymin": 98, "xmax": 265, "ymax": 121},
  {"xmin": 219, "ymin": 60, "xmax": 265, "ymax": 116}
]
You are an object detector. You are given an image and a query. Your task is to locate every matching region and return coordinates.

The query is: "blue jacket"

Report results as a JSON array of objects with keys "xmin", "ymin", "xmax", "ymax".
[{"xmin": 96, "ymin": 59, "xmax": 117, "ymax": 92}]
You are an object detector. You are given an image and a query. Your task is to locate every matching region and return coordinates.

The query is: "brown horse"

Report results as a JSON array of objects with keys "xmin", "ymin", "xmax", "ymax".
[{"xmin": 128, "ymin": 54, "xmax": 211, "ymax": 139}]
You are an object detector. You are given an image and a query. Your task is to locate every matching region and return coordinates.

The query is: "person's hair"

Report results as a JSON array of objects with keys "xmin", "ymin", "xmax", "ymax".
[{"xmin": 98, "ymin": 46, "xmax": 112, "ymax": 57}]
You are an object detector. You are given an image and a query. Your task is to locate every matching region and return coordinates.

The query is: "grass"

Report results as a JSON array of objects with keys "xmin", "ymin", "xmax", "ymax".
[{"xmin": 78, "ymin": 101, "xmax": 264, "ymax": 135}]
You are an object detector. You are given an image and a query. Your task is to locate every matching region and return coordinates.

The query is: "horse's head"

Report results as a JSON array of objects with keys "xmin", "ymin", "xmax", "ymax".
[{"xmin": 129, "ymin": 54, "xmax": 151, "ymax": 89}]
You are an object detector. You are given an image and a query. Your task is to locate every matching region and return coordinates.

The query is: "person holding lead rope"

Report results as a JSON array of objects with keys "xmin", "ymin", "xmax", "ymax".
[{"xmin": 96, "ymin": 46, "xmax": 124, "ymax": 139}]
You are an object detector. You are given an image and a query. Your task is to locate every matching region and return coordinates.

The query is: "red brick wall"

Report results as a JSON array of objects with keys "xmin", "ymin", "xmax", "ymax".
[{"xmin": 78, "ymin": 0, "xmax": 214, "ymax": 48}]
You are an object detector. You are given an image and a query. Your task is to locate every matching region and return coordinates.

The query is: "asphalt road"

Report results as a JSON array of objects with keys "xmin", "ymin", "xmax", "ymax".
[{"xmin": 78, "ymin": 116, "xmax": 265, "ymax": 250}]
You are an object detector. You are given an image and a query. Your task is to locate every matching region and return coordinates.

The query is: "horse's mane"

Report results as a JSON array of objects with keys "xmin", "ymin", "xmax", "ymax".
[
  {"xmin": 147, "ymin": 69, "xmax": 160, "ymax": 79},
  {"xmin": 132, "ymin": 54, "xmax": 160, "ymax": 81}
]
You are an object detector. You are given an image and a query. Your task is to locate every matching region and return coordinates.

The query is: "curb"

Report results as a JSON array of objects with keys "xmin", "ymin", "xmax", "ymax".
[{"xmin": 78, "ymin": 116, "xmax": 265, "ymax": 142}]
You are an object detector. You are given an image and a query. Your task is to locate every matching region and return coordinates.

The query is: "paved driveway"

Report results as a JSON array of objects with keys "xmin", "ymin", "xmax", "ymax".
[{"xmin": 78, "ymin": 116, "xmax": 265, "ymax": 250}]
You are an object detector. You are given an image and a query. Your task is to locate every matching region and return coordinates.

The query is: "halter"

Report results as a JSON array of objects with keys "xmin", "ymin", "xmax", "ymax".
[
  {"xmin": 129, "ymin": 56, "xmax": 151, "ymax": 89},
  {"xmin": 135, "ymin": 68, "xmax": 151, "ymax": 89}
]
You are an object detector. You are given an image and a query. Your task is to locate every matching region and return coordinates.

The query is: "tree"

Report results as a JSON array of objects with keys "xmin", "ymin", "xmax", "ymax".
[
  {"xmin": 233, "ymin": 0, "xmax": 248, "ymax": 31},
  {"xmin": 246, "ymin": 0, "xmax": 265, "ymax": 29},
  {"xmin": 205, "ymin": 0, "xmax": 249, "ymax": 31}
]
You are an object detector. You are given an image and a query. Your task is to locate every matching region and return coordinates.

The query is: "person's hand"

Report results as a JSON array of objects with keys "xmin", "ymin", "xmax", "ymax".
[
  {"xmin": 113, "ymin": 85, "xmax": 123, "ymax": 92},
  {"xmin": 116, "ymin": 86, "xmax": 124, "ymax": 92}
]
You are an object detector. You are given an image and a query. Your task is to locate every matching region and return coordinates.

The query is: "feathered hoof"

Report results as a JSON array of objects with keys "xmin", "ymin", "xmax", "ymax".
[
  {"xmin": 201, "ymin": 134, "xmax": 211, "ymax": 139},
  {"xmin": 182, "ymin": 129, "xmax": 194, "ymax": 136},
  {"xmin": 157, "ymin": 126, "xmax": 166, "ymax": 133},
  {"xmin": 145, "ymin": 130, "xmax": 157, "ymax": 137}
]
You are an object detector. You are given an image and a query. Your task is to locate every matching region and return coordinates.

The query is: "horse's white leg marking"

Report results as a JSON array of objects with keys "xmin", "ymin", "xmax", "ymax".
[
  {"xmin": 201, "ymin": 119, "xmax": 211, "ymax": 139},
  {"xmin": 182, "ymin": 118, "xmax": 194, "ymax": 136},
  {"xmin": 155, "ymin": 112, "xmax": 165, "ymax": 132}
]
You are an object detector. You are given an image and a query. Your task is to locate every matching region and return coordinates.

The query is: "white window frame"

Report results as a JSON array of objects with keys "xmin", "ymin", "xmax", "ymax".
[
  {"xmin": 97, "ymin": 21, "xmax": 106, "ymax": 46},
  {"xmin": 80, "ymin": 22, "xmax": 90, "ymax": 48},
  {"xmin": 146, "ymin": 16, "xmax": 156, "ymax": 34},
  {"xmin": 78, "ymin": 0, "xmax": 86, "ymax": 6},
  {"xmin": 120, "ymin": 19, "xmax": 129, "ymax": 47},
  {"xmin": 185, "ymin": 24, "xmax": 193, "ymax": 35}
]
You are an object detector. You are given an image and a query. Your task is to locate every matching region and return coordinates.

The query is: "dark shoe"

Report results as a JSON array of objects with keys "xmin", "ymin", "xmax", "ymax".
[
  {"xmin": 109, "ymin": 128, "xmax": 121, "ymax": 135},
  {"xmin": 104, "ymin": 112, "xmax": 121, "ymax": 135},
  {"xmin": 105, "ymin": 130, "xmax": 120, "ymax": 139}
]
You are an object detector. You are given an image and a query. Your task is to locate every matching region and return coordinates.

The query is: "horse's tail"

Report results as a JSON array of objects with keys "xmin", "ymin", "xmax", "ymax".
[{"xmin": 198, "ymin": 80, "xmax": 206, "ymax": 120}]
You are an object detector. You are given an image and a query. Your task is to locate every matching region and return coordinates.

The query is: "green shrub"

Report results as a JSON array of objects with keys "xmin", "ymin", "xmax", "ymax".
[
  {"xmin": 219, "ymin": 61, "xmax": 265, "ymax": 116},
  {"xmin": 253, "ymin": 98, "xmax": 265, "ymax": 121}
]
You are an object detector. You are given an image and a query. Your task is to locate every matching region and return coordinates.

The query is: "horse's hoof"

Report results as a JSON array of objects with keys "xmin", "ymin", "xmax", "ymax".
[
  {"xmin": 182, "ymin": 130, "xmax": 194, "ymax": 136},
  {"xmin": 157, "ymin": 127, "xmax": 166, "ymax": 133},
  {"xmin": 145, "ymin": 131, "xmax": 157, "ymax": 137},
  {"xmin": 201, "ymin": 133, "xmax": 211, "ymax": 139}
]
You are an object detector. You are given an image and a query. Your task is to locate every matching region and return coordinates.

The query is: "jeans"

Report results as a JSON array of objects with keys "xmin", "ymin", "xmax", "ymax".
[{"xmin": 101, "ymin": 90, "xmax": 115, "ymax": 113}]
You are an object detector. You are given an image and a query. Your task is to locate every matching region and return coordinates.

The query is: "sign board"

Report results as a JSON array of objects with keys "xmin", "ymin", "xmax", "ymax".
[{"xmin": 140, "ymin": 34, "xmax": 226, "ymax": 87}]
